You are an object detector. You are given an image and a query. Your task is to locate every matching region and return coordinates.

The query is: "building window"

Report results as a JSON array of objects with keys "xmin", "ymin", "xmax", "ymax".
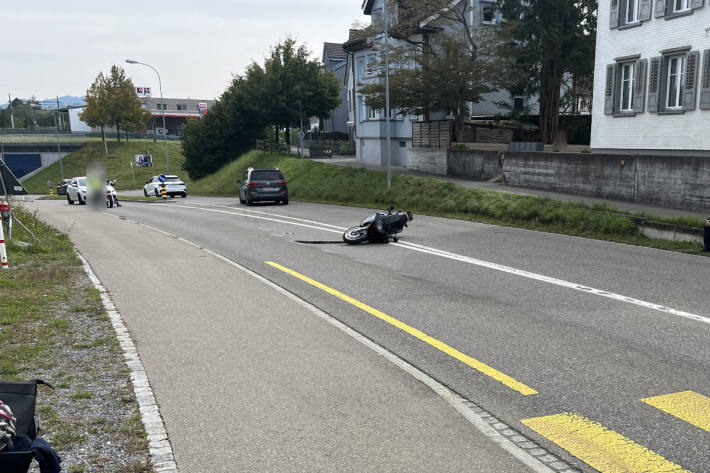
[
  {"xmin": 625, "ymin": 0, "xmax": 640, "ymax": 23},
  {"xmin": 481, "ymin": 1, "xmax": 497, "ymax": 24},
  {"xmin": 357, "ymin": 57, "xmax": 365, "ymax": 80},
  {"xmin": 604, "ymin": 57, "xmax": 647, "ymax": 116},
  {"xmin": 365, "ymin": 53, "xmax": 379, "ymax": 77},
  {"xmin": 672, "ymin": 0, "xmax": 690, "ymax": 12},
  {"xmin": 666, "ymin": 55, "xmax": 686, "ymax": 109},
  {"xmin": 648, "ymin": 49, "xmax": 699, "ymax": 113},
  {"xmin": 513, "ymin": 96, "xmax": 526, "ymax": 112},
  {"xmin": 620, "ymin": 63, "xmax": 635, "ymax": 111},
  {"xmin": 366, "ymin": 103, "xmax": 377, "ymax": 120},
  {"xmin": 176, "ymin": 104, "xmax": 187, "ymax": 111},
  {"xmin": 399, "ymin": 141, "xmax": 406, "ymax": 148},
  {"xmin": 156, "ymin": 103, "xmax": 166, "ymax": 111}
]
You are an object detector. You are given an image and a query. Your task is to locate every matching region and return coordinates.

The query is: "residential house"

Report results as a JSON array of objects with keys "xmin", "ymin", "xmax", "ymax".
[
  {"xmin": 343, "ymin": 0, "xmax": 513, "ymax": 166},
  {"xmin": 322, "ymin": 43, "xmax": 350, "ymax": 136},
  {"xmin": 591, "ymin": 0, "xmax": 710, "ymax": 154}
]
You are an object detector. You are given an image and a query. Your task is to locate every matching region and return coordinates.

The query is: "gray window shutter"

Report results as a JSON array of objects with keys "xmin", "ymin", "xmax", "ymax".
[
  {"xmin": 605, "ymin": 64, "xmax": 616, "ymax": 115},
  {"xmin": 683, "ymin": 50, "xmax": 700, "ymax": 111},
  {"xmin": 700, "ymin": 49, "xmax": 710, "ymax": 110},
  {"xmin": 610, "ymin": 0, "xmax": 620, "ymax": 28},
  {"xmin": 640, "ymin": 0, "xmax": 653, "ymax": 20},
  {"xmin": 648, "ymin": 56, "xmax": 662, "ymax": 112},
  {"xmin": 655, "ymin": 0, "xmax": 667, "ymax": 17},
  {"xmin": 633, "ymin": 59, "xmax": 647, "ymax": 113},
  {"xmin": 691, "ymin": 0, "xmax": 704, "ymax": 9}
]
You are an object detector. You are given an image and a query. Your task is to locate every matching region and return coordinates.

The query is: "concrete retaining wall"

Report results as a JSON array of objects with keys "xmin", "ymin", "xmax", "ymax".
[
  {"xmin": 406, "ymin": 148, "xmax": 447, "ymax": 175},
  {"xmin": 502, "ymin": 152, "xmax": 710, "ymax": 211},
  {"xmin": 447, "ymin": 149, "xmax": 500, "ymax": 181}
]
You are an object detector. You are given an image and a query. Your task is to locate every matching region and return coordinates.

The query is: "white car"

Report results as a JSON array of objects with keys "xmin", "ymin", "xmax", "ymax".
[
  {"xmin": 66, "ymin": 176, "xmax": 88, "ymax": 205},
  {"xmin": 143, "ymin": 175, "xmax": 187, "ymax": 198}
]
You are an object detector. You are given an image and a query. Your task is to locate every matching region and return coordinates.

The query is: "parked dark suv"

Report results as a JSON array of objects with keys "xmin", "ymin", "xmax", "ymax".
[{"xmin": 238, "ymin": 168, "xmax": 288, "ymax": 205}]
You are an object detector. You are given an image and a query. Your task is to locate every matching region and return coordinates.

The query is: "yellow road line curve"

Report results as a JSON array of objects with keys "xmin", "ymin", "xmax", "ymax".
[
  {"xmin": 266, "ymin": 261, "xmax": 538, "ymax": 396},
  {"xmin": 522, "ymin": 413, "xmax": 690, "ymax": 473},
  {"xmin": 641, "ymin": 391, "xmax": 710, "ymax": 432}
]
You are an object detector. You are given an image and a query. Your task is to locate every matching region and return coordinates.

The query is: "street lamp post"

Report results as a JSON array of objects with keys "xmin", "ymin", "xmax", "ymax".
[
  {"xmin": 126, "ymin": 59, "xmax": 170, "ymax": 173},
  {"xmin": 383, "ymin": 0, "xmax": 392, "ymax": 190}
]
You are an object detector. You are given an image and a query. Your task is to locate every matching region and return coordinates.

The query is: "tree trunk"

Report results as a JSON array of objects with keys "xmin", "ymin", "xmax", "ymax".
[
  {"xmin": 454, "ymin": 103, "xmax": 466, "ymax": 144},
  {"xmin": 125, "ymin": 128, "xmax": 129, "ymax": 142},
  {"xmin": 286, "ymin": 124, "xmax": 291, "ymax": 148},
  {"xmin": 274, "ymin": 125, "xmax": 279, "ymax": 145},
  {"xmin": 116, "ymin": 122, "xmax": 121, "ymax": 142},
  {"xmin": 100, "ymin": 126, "xmax": 108, "ymax": 157},
  {"xmin": 539, "ymin": 52, "xmax": 563, "ymax": 144}
]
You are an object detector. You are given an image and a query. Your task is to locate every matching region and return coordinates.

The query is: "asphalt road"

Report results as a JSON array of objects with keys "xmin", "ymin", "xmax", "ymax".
[{"xmin": 29, "ymin": 197, "xmax": 710, "ymax": 473}]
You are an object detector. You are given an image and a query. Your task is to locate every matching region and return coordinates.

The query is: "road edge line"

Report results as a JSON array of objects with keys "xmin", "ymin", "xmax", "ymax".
[{"xmin": 78, "ymin": 252, "xmax": 179, "ymax": 473}]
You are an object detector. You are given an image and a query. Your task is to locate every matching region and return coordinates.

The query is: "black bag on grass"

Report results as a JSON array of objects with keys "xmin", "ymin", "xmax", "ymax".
[{"xmin": 0, "ymin": 380, "xmax": 54, "ymax": 473}]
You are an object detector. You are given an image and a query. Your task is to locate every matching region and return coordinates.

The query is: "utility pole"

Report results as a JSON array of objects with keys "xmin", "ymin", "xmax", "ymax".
[
  {"xmin": 8, "ymin": 94, "xmax": 14, "ymax": 129},
  {"xmin": 56, "ymin": 97, "xmax": 64, "ymax": 179},
  {"xmin": 384, "ymin": 0, "xmax": 392, "ymax": 190}
]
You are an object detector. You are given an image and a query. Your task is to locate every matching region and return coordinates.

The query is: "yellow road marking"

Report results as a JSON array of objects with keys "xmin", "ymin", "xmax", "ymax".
[
  {"xmin": 522, "ymin": 413, "xmax": 690, "ymax": 473},
  {"xmin": 265, "ymin": 261, "xmax": 537, "ymax": 396},
  {"xmin": 641, "ymin": 391, "xmax": 710, "ymax": 432}
]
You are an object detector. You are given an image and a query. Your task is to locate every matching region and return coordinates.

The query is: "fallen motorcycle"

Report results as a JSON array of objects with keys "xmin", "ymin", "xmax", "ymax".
[{"xmin": 343, "ymin": 206, "xmax": 413, "ymax": 244}]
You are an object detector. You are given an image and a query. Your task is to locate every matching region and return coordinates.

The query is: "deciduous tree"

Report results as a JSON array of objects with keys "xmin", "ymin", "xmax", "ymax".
[{"xmin": 497, "ymin": 0, "xmax": 597, "ymax": 143}]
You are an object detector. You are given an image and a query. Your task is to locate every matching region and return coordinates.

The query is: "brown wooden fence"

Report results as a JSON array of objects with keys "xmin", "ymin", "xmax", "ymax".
[{"xmin": 412, "ymin": 120, "xmax": 452, "ymax": 148}]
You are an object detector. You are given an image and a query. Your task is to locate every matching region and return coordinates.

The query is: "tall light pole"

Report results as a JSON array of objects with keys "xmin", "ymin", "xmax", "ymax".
[
  {"xmin": 126, "ymin": 59, "xmax": 170, "ymax": 173},
  {"xmin": 383, "ymin": 0, "xmax": 392, "ymax": 190},
  {"xmin": 55, "ymin": 96, "xmax": 64, "ymax": 180}
]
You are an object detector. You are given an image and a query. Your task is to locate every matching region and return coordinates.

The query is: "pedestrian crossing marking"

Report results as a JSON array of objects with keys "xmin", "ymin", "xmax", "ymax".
[
  {"xmin": 521, "ymin": 413, "xmax": 690, "ymax": 473},
  {"xmin": 641, "ymin": 391, "xmax": 710, "ymax": 432}
]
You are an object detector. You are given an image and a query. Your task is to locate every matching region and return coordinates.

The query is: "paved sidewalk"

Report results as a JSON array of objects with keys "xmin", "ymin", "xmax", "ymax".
[
  {"xmin": 314, "ymin": 157, "xmax": 709, "ymax": 221},
  {"xmin": 29, "ymin": 201, "xmax": 535, "ymax": 473}
]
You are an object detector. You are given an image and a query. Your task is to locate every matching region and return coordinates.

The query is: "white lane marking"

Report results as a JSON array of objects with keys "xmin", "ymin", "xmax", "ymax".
[
  {"xmin": 116, "ymin": 215, "xmax": 557, "ymax": 473},
  {"xmin": 171, "ymin": 204, "xmax": 344, "ymax": 234},
  {"xmin": 184, "ymin": 201, "xmax": 347, "ymax": 230},
  {"xmin": 143, "ymin": 203, "xmax": 710, "ymax": 324}
]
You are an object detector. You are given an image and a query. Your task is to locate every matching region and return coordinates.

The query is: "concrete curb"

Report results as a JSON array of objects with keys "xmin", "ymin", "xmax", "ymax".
[{"xmin": 78, "ymin": 253, "xmax": 178, "ymax": 473}]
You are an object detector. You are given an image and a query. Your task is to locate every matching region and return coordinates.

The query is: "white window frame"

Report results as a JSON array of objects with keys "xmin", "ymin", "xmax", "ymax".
[
  {"xmin": 625, "ymin": 0, "xmax": 640, "ymax": 23},
  {"xmin": 672, "ymin": 0, "xmax": 690, "ymax": 13},
  {"xmin": 666, "ymin": 55, "xmax": 686, "ymax": 109},
  {"xmin": 365, "ymin": 53, "xmax": 379, "ymax": 78},
  {"xmin": 357, "ymin": 57, "xmax": 365, "ymax": 80},
  {"xmin": 480, "ymin": 1, "xmax": 498, "ymax": 25},
  {"xmin": 366, "ymin": 103, "xmax": 378, "ymax": 120},
  {"xmin": 620, "ymin": 63, "xmax": 635, "ymax": 111}
]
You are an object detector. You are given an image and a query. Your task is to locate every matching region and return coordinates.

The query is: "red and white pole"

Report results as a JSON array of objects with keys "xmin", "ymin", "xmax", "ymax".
[{"xmin": 0, "ymin": 209, "xmax": 7, "ymax": 269}]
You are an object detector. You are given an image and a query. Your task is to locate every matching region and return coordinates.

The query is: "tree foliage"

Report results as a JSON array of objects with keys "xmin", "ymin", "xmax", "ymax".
[
  {"xmin": 497, "ymin": 0, "xmax": 597, "ymax": 143},
  {"xmin": 358, "ymin": 0, "xmax": 514, "ymax": 141},
  {"xmin": 182, "ymin": 38, "xmax": 341, "ymax": 179},
  {"xmin": 80, "ymin": 65, "xmax": 152, "ymax": 142}
]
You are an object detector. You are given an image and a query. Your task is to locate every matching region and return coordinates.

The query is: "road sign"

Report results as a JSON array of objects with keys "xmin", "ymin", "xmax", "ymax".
[{"xmin": 158, "ymin": 174, "xmax": 166, "ymax": 183}]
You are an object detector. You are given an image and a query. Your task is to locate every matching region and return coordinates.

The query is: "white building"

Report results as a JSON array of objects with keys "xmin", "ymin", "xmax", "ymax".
[
  {"xmin": 343, "ymin": 0, "xmax": 510, "ymax": 166},
  {"xmin": 591, "ymin": 0, "xmax": 710, "ymax": 154}
]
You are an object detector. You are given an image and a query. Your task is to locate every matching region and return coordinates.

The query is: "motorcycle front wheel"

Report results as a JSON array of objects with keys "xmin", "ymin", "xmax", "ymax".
[{"xmin": 343, "ymin": 226, "xmax": 368, "ymax": 245}]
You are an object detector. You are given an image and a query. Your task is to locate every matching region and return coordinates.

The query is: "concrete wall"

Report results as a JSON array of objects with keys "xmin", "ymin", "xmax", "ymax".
[
  {"xmin": 502, "ymin": 151, "xmax": 710, "ymax": 211},
  {"xmin": 406, "ymin": 148, "xmax": 448, "ymax": 175},
  {"xmin": 447, "ymin": 149, "xmax": 500, "ymax": 180}
]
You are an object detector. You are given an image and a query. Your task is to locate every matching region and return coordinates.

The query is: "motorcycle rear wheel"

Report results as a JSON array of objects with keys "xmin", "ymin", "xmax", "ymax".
[{"xmin": 343, "ymin": 227, "xmax": 368, "ymax": 245}]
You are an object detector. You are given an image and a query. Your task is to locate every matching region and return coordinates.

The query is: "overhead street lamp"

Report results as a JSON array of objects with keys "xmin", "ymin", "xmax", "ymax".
[{"xmin": 125, "ymin": 59, "xmax": 170, "ymax": 173}]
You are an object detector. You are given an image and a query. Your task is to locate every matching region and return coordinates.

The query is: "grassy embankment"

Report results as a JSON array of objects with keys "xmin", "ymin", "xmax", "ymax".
[
  {"xmin": 190, "ymin": 150, "xmax": 707, "ymax": 254},
  {"xmin": 0, "ymin": 207, "xmax": 149, "ymax": 471},
  {"xmin": 22, "ymin": 138, "xmax": 188, "ymax": 194}
]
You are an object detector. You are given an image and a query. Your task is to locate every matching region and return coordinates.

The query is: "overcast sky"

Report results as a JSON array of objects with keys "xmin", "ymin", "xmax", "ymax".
[{"xmin": 0, "ymin": 1, "xmax": 368, "ymax": 103}]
